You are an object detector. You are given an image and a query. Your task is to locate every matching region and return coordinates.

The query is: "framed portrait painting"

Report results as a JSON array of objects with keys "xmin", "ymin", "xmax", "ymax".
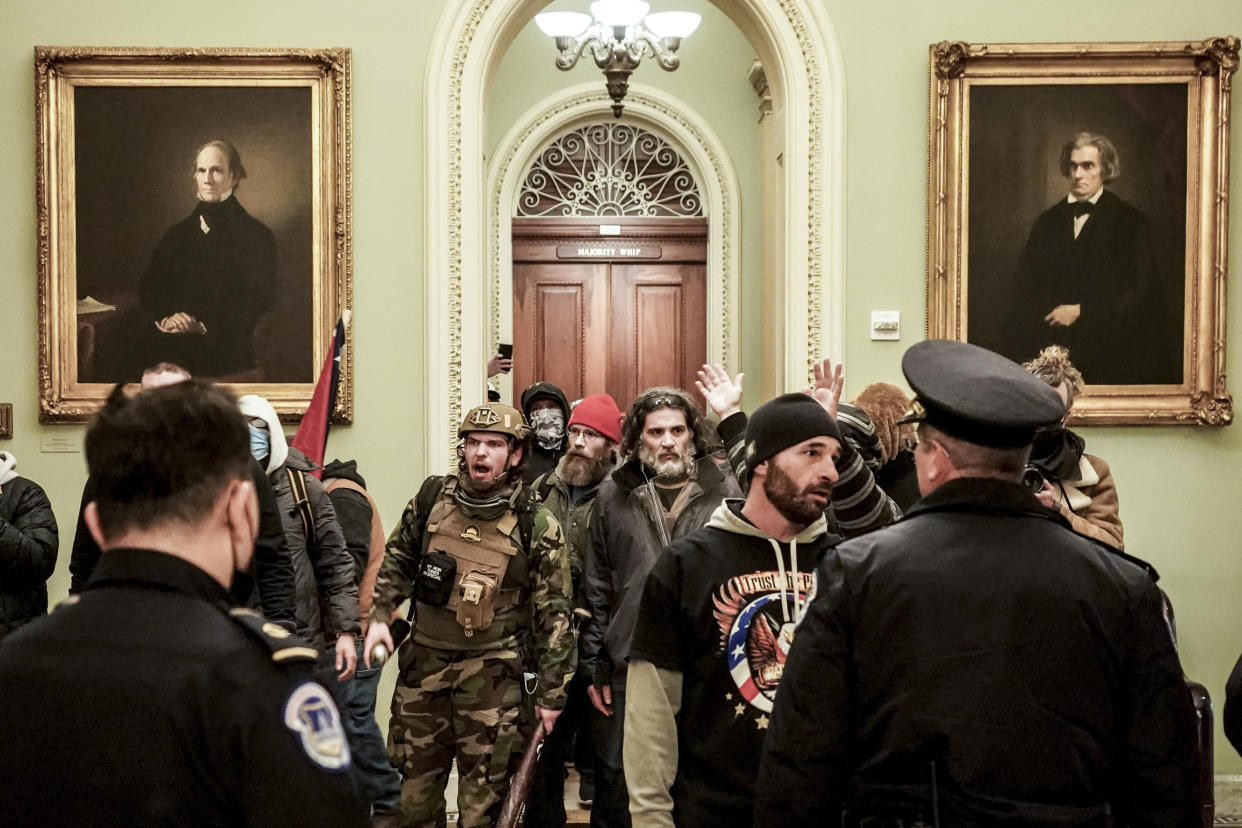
[
  {"xmin": 927, "ymin": 38, "xmax": 1236, "ymax": 426},
  {"xmin": 36, "ymin": 46, "xmax": 353, "ymax": 423}
]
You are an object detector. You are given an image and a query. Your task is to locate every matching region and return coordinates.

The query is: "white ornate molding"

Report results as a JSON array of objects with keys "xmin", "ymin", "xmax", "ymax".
[
  {"xmin": 423, "ymin": 0, "xmax": 846, "ymax": 469},
  {"xmin": 487, "ymin": 82, "xmax": 741, "ymax": 411}
]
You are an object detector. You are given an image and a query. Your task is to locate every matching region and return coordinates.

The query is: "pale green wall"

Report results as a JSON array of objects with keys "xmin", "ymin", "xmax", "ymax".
[
  {"xmin": 2, "ymin": 0, "xmax": 1241, "ymax": 775},
  {"xmin": 822, "ymin": 0, "xmax": 1242, "ymax": 774}
]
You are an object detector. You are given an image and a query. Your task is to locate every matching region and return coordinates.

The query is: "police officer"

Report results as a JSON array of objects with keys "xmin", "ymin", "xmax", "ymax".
[
  {"xmin": 0, "ymin": 380, "xmax": 365, "ymax": 826},
  {"xmin": 364, "ymin": 402, "xmax": 575, "ymax": 827},
  {"xmin": 756, "ymin": 340, "xmax": 1201, "ymax": 827}
]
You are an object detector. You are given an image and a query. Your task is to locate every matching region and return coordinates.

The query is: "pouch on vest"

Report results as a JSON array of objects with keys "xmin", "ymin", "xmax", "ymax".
[
  {"xmin": 415, "ymin": 551, "xmax": 457, "ymax": 607},
  {"xmin": 457, "ymin": 569, "xmax": 499, "ymax": 637}
]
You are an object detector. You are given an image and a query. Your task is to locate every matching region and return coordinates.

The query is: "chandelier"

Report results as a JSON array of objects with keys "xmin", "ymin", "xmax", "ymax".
[{"xmin": 535, "ymin": 1, "xmax": 702, "ymax": 118}]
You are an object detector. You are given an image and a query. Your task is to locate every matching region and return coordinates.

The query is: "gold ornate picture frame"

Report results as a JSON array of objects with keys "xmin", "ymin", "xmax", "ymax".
[
  {"xmin": 36, "ymin": 46, "xmax": 352, "ymax": 423},
  {"xmin": 927, "ymin": 38, "xmax": 1236, "ymax": 426}
]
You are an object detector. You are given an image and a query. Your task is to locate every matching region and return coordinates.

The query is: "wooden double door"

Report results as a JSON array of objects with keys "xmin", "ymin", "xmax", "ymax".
[{"xmin": 511, "ymin": 217, "xmax": 707, "ymax": 410}]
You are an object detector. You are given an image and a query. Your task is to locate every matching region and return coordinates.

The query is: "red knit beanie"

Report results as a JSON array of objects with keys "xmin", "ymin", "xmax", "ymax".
[{"xmin": 567, "ymin": 393, "xmax": 623, "ymax": 443}]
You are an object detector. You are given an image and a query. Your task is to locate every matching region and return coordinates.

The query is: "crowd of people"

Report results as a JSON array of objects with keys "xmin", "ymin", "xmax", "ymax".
[{"xmin": 0, "ymin": 339, "xmax": 1224, "ymax": 828}]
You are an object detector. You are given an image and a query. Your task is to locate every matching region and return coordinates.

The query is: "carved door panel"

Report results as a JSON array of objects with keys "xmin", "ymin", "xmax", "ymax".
[
  {"xmin": 512, "ymin": 262, "xmax": 610, "ymax": 402},
  {"xmin": 511, "ymin": 260, "xmax": 706, "ymax": 409},
  {"xmin": 511, "ymin": 217, "xmax": 708, "ymax": 409},
  {"xmin": 608, "ymin": 263, "xmax": 707, "ymax": 409}
]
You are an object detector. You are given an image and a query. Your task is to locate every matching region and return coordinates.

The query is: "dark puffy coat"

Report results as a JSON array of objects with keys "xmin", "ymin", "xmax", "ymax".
[
  {"xmin": 582, "ymin": 457, "xmax": 740, "ymax": 678},
  {"xmin": 0, "ymin": 476, "xmax": 59, "ymax": 640},
  {"xmin": 270, "ymin": 448, "xmax": 359, "ymax": 650}
]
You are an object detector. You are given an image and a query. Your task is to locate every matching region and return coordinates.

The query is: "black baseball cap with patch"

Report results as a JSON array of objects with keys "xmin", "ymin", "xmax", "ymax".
[{"xmin": 899, "ymin": 340, "xmax": 1065, "ymax": 447}]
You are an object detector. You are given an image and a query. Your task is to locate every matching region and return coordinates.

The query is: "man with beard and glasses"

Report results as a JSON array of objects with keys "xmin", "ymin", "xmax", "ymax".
[
  {"xmin": 525, "ymin": 393, "xmax": 625, "ymax": 825},
  {"xmin": 582, "ymin": 387, "xmax": 741, "ymax": 828},
  {"xmin": 1023, "ymin": 345, "xmax": 1124, "ymax": 550},
  {"xmin": 623, "ymin": 392, "xmax": 849, "ymax": 828},
  {"xmin": 0, "ymin": 381, "xmax": 365, "ymax": 826},
  {"xmin": 363, "ymin": 403, "xmax": 575, "ymax": 827}
]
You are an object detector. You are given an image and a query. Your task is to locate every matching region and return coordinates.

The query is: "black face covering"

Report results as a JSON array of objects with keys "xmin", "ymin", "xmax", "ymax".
[{"xmin": 1028, "ymin": 426, "xmax": 1085, "ymax": 483}]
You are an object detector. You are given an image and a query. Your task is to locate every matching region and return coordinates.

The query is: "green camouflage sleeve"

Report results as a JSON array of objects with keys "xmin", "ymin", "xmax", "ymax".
[
  {"xmin": 370, "ymin": 476, "xmax": 439, "ymax": 624},
  {"xmin": 528, "ymin": 503, "xmax": 576, "ymax": 709}
]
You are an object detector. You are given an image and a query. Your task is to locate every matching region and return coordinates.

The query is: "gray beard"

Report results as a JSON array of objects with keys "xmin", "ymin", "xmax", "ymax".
[{"xmin": 637, "ymin": 442, "xmax": 695, "ymax": 479}]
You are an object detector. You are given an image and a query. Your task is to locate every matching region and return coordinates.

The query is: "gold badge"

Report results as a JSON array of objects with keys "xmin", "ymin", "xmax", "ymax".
[
  {"xmin": 470, "ymin": 407, "xmax": 501, "ymax": 427},
  {"xmin": 461, "ymin": 524, "xmax": 483, "ymax": 543},
  {"xmin": 262, "ymin": 622, "xmax": 291, "ymax": 639}
]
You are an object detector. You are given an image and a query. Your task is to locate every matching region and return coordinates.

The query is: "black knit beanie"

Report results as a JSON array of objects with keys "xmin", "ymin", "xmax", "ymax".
[{"xmin": 743, "ymin": 392, "xmax": 843, "ymax": 477}]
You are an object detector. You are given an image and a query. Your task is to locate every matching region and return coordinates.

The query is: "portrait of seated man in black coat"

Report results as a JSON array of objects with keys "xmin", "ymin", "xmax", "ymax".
[
  {"xmin": 1012, "ymin": 132, "xmax": 1180, "ymax": 385},
  {"xmin": 128, "ymin": 139, "xmax": 276, "ymax": 380}
]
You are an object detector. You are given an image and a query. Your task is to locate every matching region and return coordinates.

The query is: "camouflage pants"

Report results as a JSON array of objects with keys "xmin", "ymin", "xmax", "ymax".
[{"xmin": 387, "ymin": 641, "xmax": 527, "ymax": 828}]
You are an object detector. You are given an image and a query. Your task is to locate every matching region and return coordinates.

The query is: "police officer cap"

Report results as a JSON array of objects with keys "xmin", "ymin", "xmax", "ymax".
[
  {"xmin": 900, "ymin": 340, "xmax": 1064, "ymax": 447},
  {"xmin": 459, "ymin": 403, "xmax": 532, "ymax": 441}
]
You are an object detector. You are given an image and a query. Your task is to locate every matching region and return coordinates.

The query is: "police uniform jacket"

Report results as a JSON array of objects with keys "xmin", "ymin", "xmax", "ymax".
[
  {"xmin": 756, "ymin": 477, "xmax": 1201, "ymax": 827},
  {"xmin": 0, "ymin": 548, "xmax": 366, "ymax": 827}
]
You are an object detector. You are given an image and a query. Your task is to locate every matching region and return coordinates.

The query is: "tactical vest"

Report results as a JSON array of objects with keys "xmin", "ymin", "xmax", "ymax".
[{"xmin": 415, "ymin": 477, "xmax": 532, "ymax": 648}]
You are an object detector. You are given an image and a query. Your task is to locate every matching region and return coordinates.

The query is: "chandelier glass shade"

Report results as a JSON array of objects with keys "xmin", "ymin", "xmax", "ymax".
[{"xmin": 534, "ymin": 1, "xmax": 702, "ymax": 117}]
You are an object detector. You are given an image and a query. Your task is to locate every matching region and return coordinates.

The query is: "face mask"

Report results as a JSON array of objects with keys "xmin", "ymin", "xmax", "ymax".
[
  {"xmin": 530, "ymin": 408, "xmax": 565, "ymax": 451},
  {"xmin": 248, "ymin": 425, "xmax": 271, "ymax": 465}
]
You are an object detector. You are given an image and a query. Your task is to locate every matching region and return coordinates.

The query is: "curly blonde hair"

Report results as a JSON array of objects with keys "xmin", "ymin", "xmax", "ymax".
[
  {"xmin": 1023, "ymin": 345, "xmax": 1085, "ymax": 404},
  {"xmin": 851, "ymin": 382, "xmax": 915, "ymax": 464}
]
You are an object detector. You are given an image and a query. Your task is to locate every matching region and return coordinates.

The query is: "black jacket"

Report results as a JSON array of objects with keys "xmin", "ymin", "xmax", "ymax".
[
  {"xmin": 0, "ymin": 548, "xmax": 366, "ymax": 827},
  {"xmin": 0, "ymin": 476, "xmax": 58, "ymax": 640},
  {"xmin": 69, "ymin": 458, "xmax": 297, "ymax": 629},
  {"xmin": 136, "ymin": 195, "xmax": 276, "ymax": 376},
  {"xmin": 322, "ymin": 459, "xmax": 371, "ymax": 585},
  {"xmin": 521, "ymin": 381, "xmax": 571, "ymax": 484},
  {"xmin": 757, "ymin": 478, "xmax": 1201, "ymax": 827},
  {"xmin": 1014, "ymin": 189, "xmax": 1177, "ymax": 384},
  {"xmin": 272, "ymin": 448, "xmax": 359, "ymax": 650},
  {"xmin": 582, "ymin": 457, "xmax": 741, "ymax": 679}
]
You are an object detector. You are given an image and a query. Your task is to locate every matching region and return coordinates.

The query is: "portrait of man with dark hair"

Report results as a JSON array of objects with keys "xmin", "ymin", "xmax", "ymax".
[{"xmin": 966, "ymin": 85, "xmax": 1186, "ymax": 386}]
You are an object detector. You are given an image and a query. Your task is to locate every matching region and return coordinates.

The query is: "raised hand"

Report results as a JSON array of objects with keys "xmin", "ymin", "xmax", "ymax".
[
  {"xmin": 695, "ymin": 363, "xmax": 744, "ymax": 419},
  {"xmin": 805, "ymin": 357, "xmax": 844, "ymax": 420}
]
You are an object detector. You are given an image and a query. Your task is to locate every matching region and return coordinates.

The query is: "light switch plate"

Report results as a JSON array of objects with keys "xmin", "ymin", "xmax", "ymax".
[{"xmin": 870, "ymin": 310, "xmax": 901, "ymax": 341}]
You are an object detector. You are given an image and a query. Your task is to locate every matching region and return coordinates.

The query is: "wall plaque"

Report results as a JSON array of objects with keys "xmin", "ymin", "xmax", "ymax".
[{"xmin": 556, "ymin": 244, "xmax": 662, "ymax": 260}]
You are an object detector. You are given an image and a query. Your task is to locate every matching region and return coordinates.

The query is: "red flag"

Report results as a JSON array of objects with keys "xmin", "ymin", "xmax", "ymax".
[{"xmin": 292, "ymin": 312, "xmax": 349, "ymax": 478}]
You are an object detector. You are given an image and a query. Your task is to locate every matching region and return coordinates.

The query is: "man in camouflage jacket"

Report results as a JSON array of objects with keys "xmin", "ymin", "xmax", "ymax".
[{"xmin": 365, "ymin": 403, "xmax": 575, "ymax": 828}]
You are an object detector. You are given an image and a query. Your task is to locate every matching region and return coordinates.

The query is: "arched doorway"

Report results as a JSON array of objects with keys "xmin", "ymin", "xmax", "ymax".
[
  {"xmin": 422, "ymin": 0, "xmax": 845, "ymax": 466},
  {"xmin": 487, "ymin": 84, "xmax": 741, "ymax": 412},
  {"xmin": 511, "ymin": 122, "xmax": 708, "ymax": 407}
]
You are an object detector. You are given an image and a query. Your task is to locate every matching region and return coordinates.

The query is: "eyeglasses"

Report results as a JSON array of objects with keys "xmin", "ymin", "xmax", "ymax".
[{"xmin": 567, "ymin": 426, "xmax": 605, "ymax": 443}]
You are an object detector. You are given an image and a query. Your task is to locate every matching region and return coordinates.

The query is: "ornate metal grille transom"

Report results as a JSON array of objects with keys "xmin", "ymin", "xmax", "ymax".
[{"xmin": 517, "ymin": 123, "xmax": 703, "ymax": 217}]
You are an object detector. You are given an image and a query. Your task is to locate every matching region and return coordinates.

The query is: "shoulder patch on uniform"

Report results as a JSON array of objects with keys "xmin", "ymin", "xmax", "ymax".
[
  {"xmin": 228, "ymin": 608, "xmax": 318, "ymax": 664},
  {"xmin": 284, "ymin": 682, "xmax": 351, "ymax": 770}
]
